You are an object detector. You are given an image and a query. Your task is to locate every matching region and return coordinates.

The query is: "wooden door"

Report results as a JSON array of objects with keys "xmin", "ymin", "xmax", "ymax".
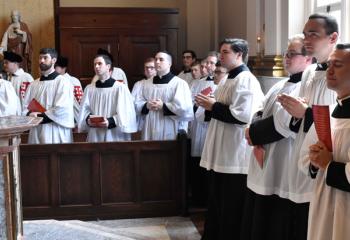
[{"xmin": 58, "ymin": 8, "xmax": 180, "ymax": 90}]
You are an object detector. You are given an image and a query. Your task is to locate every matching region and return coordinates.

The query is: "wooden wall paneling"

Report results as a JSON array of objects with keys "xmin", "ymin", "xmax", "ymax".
[
  {"xmin": 50, "ymin": 152, "xmax": 59, "ymax": 207},
  {"xmin": 118, "ymin": 31, "xmax": 168, "ymax": 88},
  {"xmin": 58, "ymin": 7, "xmax": 180, "ymax": 88},
  {"xmin": 20, "ymin": 153, "xmax": 50, "ymax": 207},
  {"xmin": 91, "ymin": 152, "xmax": 101, "ymax": 206},
  {"xmin": 100, "ymin": 151, "xmax": 136, "ymax": 204},
  {"xmin": 140, "ymin": 149, "xmax": 174, "ymax": 202},
  {"xmin": 20, "ymin": 137, "xmax": 186, "ymax": 220},
  {"xmin": 58, "ymin": 8, "xmax": 179, "ymax": 29},
  {"xmin": 59, "ymin": 153, "xmax": 93, "ymax": 205},
  {"xmin": 60, "ymin": 29, "xmax": 119, "ymax": 78}
]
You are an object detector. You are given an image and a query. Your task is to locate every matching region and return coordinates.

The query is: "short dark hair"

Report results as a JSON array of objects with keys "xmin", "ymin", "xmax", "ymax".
[
  {"xmin": 309, "ymin": 13, "xmax": 338, "ymax": 35},
  {"xmin": 156, "ymin": 51, "xmax": 172, "ymax": 64},
  {"xmin": 95, "ymin": 54, "xmax": 112, "ymax": 66},
  {"xmin": 183, "ymin": 50, "xmax": 197, "ymax": 59},
  {"xmin": 220, "ymin": 38, "xmax": 249, "ymax": 63},
  {"xmin": 336, "ymin": 43, "xmax": 350, "ymax": 50},
  {"xmin": 39, "ymin": 48, "xmax": 58, "ymax": 59}
]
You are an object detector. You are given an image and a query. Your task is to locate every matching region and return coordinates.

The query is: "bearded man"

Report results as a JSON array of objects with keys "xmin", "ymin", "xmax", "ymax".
[{"xmin": 22, "ymin": 48, "xmax": 74, "ymax": 144}]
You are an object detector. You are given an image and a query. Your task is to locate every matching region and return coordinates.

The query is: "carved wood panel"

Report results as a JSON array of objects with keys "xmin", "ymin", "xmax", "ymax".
[
  {"xmin": 20, "ymin": 135, "xmax": 187, "ymax": 220},
  {"xmin": 58, "ymin": 7, "xmax": 179, "ymax": 90}
]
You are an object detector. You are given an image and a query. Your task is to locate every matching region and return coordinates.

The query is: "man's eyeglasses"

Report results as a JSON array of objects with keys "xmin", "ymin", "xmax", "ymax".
[
  {"xmin": 145, "ymin": 66, "xmax": 155, "ymax": 70},
  {"xmin": 183, "ymin": 55, "xmax": 193, "ymax": 59},
  {"xmin": 214, "ymin": 70, "xmax": 227, "ymax": 75},
  {"xmin": 283, "ymin": 52, "xmax": 304, "ymax": 59}
]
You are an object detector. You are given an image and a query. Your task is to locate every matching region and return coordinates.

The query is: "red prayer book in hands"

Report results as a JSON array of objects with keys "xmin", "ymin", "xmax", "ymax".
[
  {"xmin": 89, "ymin": 115, "xmax": 105, "ymax": 124},
  {"xmin": 28, "ymin": 98, "xmax": 46, "ymax": 113},
  {"xmin": 200, "ymin": 86, "xmax": 212, "ymax": 96},
  {"xmin": 312, "ymin": 105, "xmax": 333, "ymax": 152},
  {"xmin": 253, "ymin": 145, "xmax": 265, "ymax": 169}
]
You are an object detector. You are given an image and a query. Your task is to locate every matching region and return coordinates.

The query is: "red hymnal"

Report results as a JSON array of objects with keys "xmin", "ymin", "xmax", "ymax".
[
  {"xmin": 312, "ymin": 105, "xmax": 332, "ymax": 152},
  {"xmin": 200, "ymin": 86, "xmax": 212, "ymax": 96},
  {"xmin": 89, "ymin": 115, "xmax": 105, "ymax": 123},
  {"xmin": 253, "ymin": 145, "xmax": 265, "ymax": 169},
  {"xmin": 28, "ymin": 99, "xmax": 46, "ymax": 113}
]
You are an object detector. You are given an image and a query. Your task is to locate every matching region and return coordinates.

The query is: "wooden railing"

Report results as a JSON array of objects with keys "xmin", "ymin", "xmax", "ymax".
[{"xmin": 19, "ymin": 133, "xmax": 187, "ymax": 220}]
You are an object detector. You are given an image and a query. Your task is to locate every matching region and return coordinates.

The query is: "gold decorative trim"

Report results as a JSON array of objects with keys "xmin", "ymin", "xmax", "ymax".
[{"xmin": 248, "ymin": 55, "xmax": 287, "ymax": 77}]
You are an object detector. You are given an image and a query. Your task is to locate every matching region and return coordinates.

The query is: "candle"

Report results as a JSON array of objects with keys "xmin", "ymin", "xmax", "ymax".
[{"xmin": 257, "ymin": 36, "xmax": 261, "ymax": 55}]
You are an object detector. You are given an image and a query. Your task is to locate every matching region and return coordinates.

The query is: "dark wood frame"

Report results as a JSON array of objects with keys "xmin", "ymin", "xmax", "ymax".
[{"xmin": 20, "ymin": 134, "xmax": 187, "ymax": 220}]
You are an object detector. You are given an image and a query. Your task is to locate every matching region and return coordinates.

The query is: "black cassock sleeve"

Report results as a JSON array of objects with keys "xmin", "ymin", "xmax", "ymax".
[
  {"xmin": 326, "ymin": 161, "xmax": 350, "ymax": 192},
  {"xmin": 249, "ymin": 115, "xmax": 285, "ymax": 145}
]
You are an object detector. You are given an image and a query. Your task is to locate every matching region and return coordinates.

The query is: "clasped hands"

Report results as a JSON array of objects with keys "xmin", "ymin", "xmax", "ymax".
[
  {"xmin": 195, "ymin": 93, "xmax": 216, "ymax": 111},
  {"xmin": 146, "ymin": 99, "xmax": 163, "ymax": 111},
  {"xmin": 309, "ymin": 141, "xmax": 332, "ymax": 170},
  {"xmin": 277, "ymin": 93, "xmax": 308, "ymax": 119}
]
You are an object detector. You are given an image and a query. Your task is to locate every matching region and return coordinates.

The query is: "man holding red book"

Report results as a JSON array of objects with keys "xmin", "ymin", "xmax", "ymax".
[
  {"xmin": 77, "ymin": 53, "xmax": 137, "ymax": 142},
  {"xmin": 22, "ymin": 48, "xmax": 74, "ymax": 144}
]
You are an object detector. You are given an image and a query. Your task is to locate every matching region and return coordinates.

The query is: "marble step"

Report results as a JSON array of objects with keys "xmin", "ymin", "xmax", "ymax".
[
  {"xmin": 89, "ymin": 217, "xmax": 201, "ymax": 240},
  {"xmin": 64, "ymin": 220, "xmax": 165, "ymax": 240},
  {"xmin": 24, "ymin": 219, "xmax": 136, "ymax": 240},
  {"xmin": 23, "ymin": 216, "xmax": 201, "ymax": 240}
]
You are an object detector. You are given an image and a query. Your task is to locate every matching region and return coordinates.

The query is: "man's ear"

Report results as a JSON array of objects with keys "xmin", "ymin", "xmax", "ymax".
[{"xmin": 329, "ymin": 32, "xmax": 338, "ymax": 44}]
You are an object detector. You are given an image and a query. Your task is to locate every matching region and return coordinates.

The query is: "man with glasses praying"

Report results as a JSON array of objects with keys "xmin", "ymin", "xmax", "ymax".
[
  {"xmin": 242, "ymin": 34, "xmax": 312, "ymax": 240},
  {"xmin": 244, "ymin": 13, "xmax": 338, "ymax": 240}
]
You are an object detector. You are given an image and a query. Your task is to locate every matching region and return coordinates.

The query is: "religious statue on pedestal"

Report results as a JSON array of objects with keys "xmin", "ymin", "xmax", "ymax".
[{"xmin": 0, "ymin": 10, "xmax": 32, "ymax": 73}]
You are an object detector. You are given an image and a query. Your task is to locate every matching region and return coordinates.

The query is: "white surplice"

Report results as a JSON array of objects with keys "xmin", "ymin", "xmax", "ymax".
[
  {"xmin": 299, "ymin": 105, "xmax": 350, "ymax": 240},
  {"xmin": 10, "ymin": 68, "xmax": 33, "ymax": 107},
  {"xmin": 92, "ymin": 67, "xmax": 128, "ymax": 86},
  {"xmin": 178, "ymin": 70, "xmax": 193, "ymax": 86},
  {"xmin": 134, "ymin": 76, "xmax": 193, "ymax": 140},
  {"xmin": 0, "ymin": 79, "xmax": 21, "ymax": 116},
  {"xmin": 23, "ymin": 75, "xmax": 74, "ymax": 144},
  {"xmin": 247, "ymin": 78, "xmax": 300, "ymax": 196},
  {"xmin": 200, "ymin": 69, "xmax": 264, "ymax": 174},
  {"xmin": 63, "ymin": 73, "xmax": 83, "ymax": 122},
  {"xmin": 131, "ymin": 78, "xmax": 148, "ymax": 131},
  {"xmin": 190, "ymin": 78, "xmax": 217, "ymax": 157},
  {"xmin": 273, "ymin": 63, "xmax": 337, "ymax": 203},
  {"xmin": 78, "ymin": 80, "xmax": 137, "ymax": 142}
]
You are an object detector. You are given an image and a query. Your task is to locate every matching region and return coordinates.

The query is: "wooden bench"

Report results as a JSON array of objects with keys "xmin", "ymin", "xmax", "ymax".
[{"xmin": 20, "ymin": 133, "xmax": 187, "ymax": 220}]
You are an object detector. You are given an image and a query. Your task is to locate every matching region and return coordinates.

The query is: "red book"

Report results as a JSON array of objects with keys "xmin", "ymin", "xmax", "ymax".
[
  {"xmin": 253, "ymin": 145, "xmax": 265, "ymax": 169},
  {"xmin": 89, "ymin": 115, "xmax": 105, "ymax": 123},
  {"xmin": 28, "ymin": 98, "xmax": 46, "ymax": 113},
  {"xmin": 312, "ymin": 105, "xmax": 332, "ymax": 152},
  {"xmin": 200, "ymin": 86, "xmax": 212, "ymax": 96}
]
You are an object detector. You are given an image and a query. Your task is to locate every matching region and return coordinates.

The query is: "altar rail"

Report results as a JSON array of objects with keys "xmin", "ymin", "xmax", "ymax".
[{"xmin": 20, "ymin": 133, "xmax": 187, "ymax": 220}]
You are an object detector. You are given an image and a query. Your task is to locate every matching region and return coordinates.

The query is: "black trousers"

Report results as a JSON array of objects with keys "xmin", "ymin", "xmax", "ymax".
[
  {"xmin": 201, "ymin": 171, "xmax": 247, "ymax": 240},
  {"xmin": 240, "ymin": 188, "xmax": 309, "ymax": 240},
  {"xmin": 189, "ymin": 156, "xmax": 208, "ymax": 206}
]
